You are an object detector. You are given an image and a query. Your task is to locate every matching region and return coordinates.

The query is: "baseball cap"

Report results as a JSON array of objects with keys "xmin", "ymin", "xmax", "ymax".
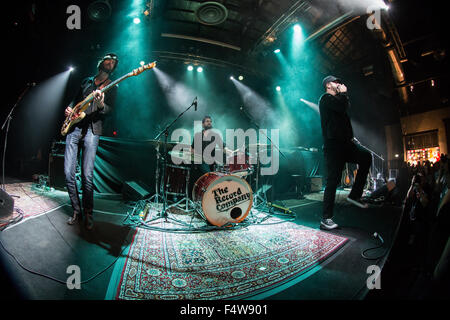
[{"xmin": 322, "ymin": 75, "xmax": 341, "ymax": 88}]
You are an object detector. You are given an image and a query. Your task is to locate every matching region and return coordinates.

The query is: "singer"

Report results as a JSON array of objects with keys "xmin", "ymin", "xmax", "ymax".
[
  {"xmin": 318, "ymin": 75, "xmax": 372, "ymax": 230},
  {"xmin": 63, "ymin": 53, "xmax": 118, "ymax": 230}
]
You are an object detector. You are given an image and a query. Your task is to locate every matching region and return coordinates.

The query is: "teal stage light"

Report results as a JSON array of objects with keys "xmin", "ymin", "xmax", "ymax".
[
  {"xmin": 133, "ymin": 17, "xmax": 141, "ymax": 24},
  {"xmin": 197, "ymin": 66, "xmax": 203, "ymax": 73},
  {"xmin": 293, "ymin": 24, "xmax": 302, "ymax": 32},
  {"xmin": 276, "ymin": 86, "xmax": 281, "ymax": 91},
  {"xmin": 274, "ymin": 48, "xmax": 281, "ymax": 53},
  {"xmin": 187, "ymin": 65, "xmax": 194, "ymax": 71}
]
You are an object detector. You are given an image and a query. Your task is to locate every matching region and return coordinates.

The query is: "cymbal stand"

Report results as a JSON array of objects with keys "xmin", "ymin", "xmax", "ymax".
[
  {"xmin": 147, "ymin": 143, "xmax": 163, "ymax": 204},
  {"xmin": 239, "ymin": 107, "xmax": 287, "ymax": 210},
  {"xmin": 253, "ymin": 149, "xmax": 266, "ymax": 208},
  {"xmin": 144, "ymin": 97, "xmax": 197, "ymax": 225}
]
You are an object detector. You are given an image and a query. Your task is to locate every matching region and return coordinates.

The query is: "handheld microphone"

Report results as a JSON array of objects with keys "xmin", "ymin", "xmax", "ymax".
[{"xmin": 194, "ymin": 97, "xmax": 198, "ymax": 111}]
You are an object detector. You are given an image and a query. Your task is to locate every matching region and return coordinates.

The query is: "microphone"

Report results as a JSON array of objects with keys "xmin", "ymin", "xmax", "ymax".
[{"xmin": 194, "ymin": 97, "xmax": 197, "ymax": 111}]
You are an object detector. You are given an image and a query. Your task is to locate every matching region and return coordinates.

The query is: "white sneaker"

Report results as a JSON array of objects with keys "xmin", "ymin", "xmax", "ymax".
[
  {"xmin": 346, "ymin": 197, "xmax": 369, "ymax": 209},
  {"xmin": 320, "ymin": 218, "xmax": 338, "ymax": 230}
]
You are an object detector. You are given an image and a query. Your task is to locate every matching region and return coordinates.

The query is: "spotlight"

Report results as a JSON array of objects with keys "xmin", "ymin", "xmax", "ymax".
[
  {"xmin": 230, "ymin": 76, "xmax": 234, "ymax": 80},
  {"xmin": 395, "ymin": 154, "xmax": 399, "ymax": 158},
  {"xmin": 87, "ymin": 0, "xmax": 112, "ymax": 22},
  {"xmin": 431, "ymin": 79, "xmax": 435, "ymax": 87},
  {"xmin": 274, "ymin": 49, "xmax": 281, "ymax": 53},
  {"xmin": 276, "ymin": 86, "xmax": 281, "ymax": 91},
  {"xmin": 197, "ymin": 66, "xmax": 203, "ymax": 73},
  {"xmin": 238, "ymin": 75, "xmax": 244, "ymax": 81},
  {"xmin": 140, "ymin": 61, "xmax": 145, "ymax": 66},
  {"xmin": 293, "ymin": 24, "xmax": 302, "ymax": 32},
  {"xmin": 133, "ymin": 17, "xmax": 141, "ymax": 24},
  {"xmin": 187, "ymin": 65, "xmax": 194, "ymax": 71},
  {"xmin": 69, "ymin": 66, "xmax": 74, "ymax": 72}
]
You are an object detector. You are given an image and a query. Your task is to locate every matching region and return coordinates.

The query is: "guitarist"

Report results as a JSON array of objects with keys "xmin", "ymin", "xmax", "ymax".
[
  {"xmin": 318, "ymin": 76, "xmax": 372, "ymax": 230},
  {"xmin": 63, "ymin": 53, "xmax": 118, "ymax": 230}
]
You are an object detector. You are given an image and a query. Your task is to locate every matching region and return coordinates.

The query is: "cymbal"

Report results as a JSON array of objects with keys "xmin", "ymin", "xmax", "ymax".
[
  {"xmin": 148, "ymin": 140, "xmax": 190, "ymax": 148},
  {"xmin": 248, "ymin": 143, "xmax": 270, "ymax": 148},
  {"xmin": 168, "ymin": 151, "xmax": 204, "ymax": 163}
]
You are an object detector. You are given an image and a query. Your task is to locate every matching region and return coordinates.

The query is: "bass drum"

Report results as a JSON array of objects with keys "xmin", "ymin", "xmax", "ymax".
[{"xmin": 192, "ymin": 172, "xmax": 253, "ymax": 227}]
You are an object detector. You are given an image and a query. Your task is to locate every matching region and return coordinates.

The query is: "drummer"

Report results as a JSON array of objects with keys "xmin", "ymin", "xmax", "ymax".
[{"xmin": 191, "ymin": 115, "xmax": 233, "ymax": 175}]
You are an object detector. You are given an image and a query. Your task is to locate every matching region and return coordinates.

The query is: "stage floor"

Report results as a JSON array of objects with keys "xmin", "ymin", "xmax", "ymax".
[{"xmin": 0, "ymin": 180, "xmax": 402, "ymax": 300}]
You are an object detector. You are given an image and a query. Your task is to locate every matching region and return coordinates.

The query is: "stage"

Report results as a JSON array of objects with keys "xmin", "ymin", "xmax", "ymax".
[{"xmin": 0, "ymin": 179, "xmax": 402, "ymax": 300}]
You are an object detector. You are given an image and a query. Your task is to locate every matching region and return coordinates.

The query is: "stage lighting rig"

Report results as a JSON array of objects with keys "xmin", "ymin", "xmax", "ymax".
[{"xmin": 87, "ymin": 0, "xmax": 112, "ymax": 22}]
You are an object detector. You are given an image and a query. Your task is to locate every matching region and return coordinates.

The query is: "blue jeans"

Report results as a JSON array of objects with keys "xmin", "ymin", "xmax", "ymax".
[{"xmin": 64, "ymin": 127, "xmax": 99, "ymax": 216}]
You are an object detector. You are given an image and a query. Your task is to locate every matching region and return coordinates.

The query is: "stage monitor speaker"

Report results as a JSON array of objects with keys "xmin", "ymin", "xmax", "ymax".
[
  {"xmin": 0, "ymin": 189, "xmax": 14, "ymax": 218},
  {"xmin": 309, "ymin": 176, "xmax": 323, "ymax": 192},
  {"xmin": 122, "ymin": 181, "xmax": 151, "ymax": 201},
  {"xmin": 48, "ymin": 154, "xmax": 66, "ymax": 190}
]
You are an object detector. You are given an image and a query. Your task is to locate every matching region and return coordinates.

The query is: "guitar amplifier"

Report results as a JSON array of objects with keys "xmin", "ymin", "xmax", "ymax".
[
  {"xmin": 48, "ymin": 153, "xmax": 67, "ymax": 190},
  {"xmin": 309, "ymin": 176, "xmax": 323, "ymax": 192}
]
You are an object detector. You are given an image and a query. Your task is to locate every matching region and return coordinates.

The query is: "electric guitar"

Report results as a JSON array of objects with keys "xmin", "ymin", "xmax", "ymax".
[
  {"xmin": 344, "ymin": 163, "xmax": 352, "ymax": 187},
  {"xmin": 60, "ymin": 61, "xmax": 156, "ymax": 136}
]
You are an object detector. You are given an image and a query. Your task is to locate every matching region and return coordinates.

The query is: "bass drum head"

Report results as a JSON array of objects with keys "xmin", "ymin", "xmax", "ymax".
[{"xmin": 194, "ymin": 173, "xmax": 253, "ymax": 227}]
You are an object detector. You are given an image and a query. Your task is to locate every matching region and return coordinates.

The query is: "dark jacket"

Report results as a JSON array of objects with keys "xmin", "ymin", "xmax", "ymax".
[
  {"xmin": 318, "ymin": 92, "xmax": 354, "ymax": 146},
  {"xmin": 72, "ymin": 76, "xmax": 117, "ymax": 136}
]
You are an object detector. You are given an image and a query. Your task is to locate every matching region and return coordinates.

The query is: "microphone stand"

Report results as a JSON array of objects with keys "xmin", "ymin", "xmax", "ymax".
[
  {"xmin": 146, "ymin": 97, "xmax": 197, "ymax": 225},
  {"xmin": 1, "ymin": 84, "xmax": 34, "ymax": 193},
  {"xmin": 353, "ymin": 138, "xmax": 385, "ymax": 190},
  {"xmin": 240, "ymin": 106, "xmax": 286, "ymax": 208}
]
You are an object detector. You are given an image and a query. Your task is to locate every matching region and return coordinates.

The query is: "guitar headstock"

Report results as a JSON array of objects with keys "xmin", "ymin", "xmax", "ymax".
[{"xmin": 131, "ymin": 61, "xmax": 157, "ymax": 76}]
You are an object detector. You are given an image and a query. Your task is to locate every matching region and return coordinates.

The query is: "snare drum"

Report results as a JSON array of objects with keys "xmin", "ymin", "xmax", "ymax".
[
  {"xmin": 164, "ymin": 164, "xmax": 189, "ymax": 196},
  {"xmin": 192, "ymin": 172, "xmax": 253, "ymax": 227},
  {"xmin": 223, "ymin": 153, "xmax": 253, "ymax": 177}
]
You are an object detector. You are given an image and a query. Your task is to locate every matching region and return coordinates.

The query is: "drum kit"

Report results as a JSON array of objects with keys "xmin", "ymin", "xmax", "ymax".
[{"xmin": 142, "ymin": 140, "xmax": 272, "ymax": 228}]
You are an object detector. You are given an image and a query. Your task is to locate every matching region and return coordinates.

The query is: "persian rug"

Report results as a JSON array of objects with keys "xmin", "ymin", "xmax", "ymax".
[
  {"xmin": 111, "ymin": 211, "xmax": 349, "ymax": 300},
  {"xmin": 3, "ymin": 182, "xmax": 68, "ymax": 221}
]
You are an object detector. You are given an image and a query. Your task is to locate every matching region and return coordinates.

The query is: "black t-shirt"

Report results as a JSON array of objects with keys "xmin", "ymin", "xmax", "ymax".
[{"xmin": 191, "ymin": 129, "xmax": 226, "ymax": 161}]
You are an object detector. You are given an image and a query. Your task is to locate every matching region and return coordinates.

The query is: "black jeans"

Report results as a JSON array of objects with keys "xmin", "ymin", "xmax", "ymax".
[{"xmin": 322, "ymin": 140, "xmax": 372, "ymax": 219}]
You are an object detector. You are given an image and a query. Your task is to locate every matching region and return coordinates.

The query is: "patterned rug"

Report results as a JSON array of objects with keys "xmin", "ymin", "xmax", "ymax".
[
  {"xmin": 112, "ymin": 213, "xmax": 348, "ymax": 300},
  {"xmin": 2, "ymin": 182, "xmax": 68, "ymax": 223}
]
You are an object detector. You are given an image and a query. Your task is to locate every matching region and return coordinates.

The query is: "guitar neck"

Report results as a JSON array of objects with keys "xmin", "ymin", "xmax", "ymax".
[{"xmin": 100, "ymin": 73, "xmax": 131, "ymax": 94}]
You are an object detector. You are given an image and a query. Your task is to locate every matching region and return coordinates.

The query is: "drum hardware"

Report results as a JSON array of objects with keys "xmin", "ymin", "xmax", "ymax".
[
  {"xmin": 192, "ymin": 172, "xmax": 253, "ymax": 227},
  {"xmin": 221, "ymin": 152, "xmax": 254, "ymax": 178},
  {"xmin": 266, "ymin": 202, "xmax": 293, "ymax": 215},
  {"xmin": 239, "ymin": 105, "xmax": 287, "ymax": 211},
  {"xmin": 144, "ymin": 97, "xmax": 198, "ymax": 225},
  {"xmin": 146, "ymin": 142, "xmax": 164, "ymax": 205}
]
